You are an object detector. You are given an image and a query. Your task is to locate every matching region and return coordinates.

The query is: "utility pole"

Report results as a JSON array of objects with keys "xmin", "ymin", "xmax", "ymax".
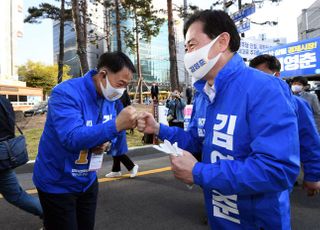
[
  {"xmin": 115, "ymin": 0, "xmax": 122, "ymax": 51},
  {"xmin": 238, "ymin": 0, "xmax": 245, "ymax": 38}
]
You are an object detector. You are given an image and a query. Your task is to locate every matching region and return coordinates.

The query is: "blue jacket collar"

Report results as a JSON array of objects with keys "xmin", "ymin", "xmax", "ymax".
[
  {"xmin": 83, "ymin": 69, "xmax": 104, "ymax": 106},
  {"xmin": 194, "ymin": 53, "xmax": 245, "ymax": 96}
]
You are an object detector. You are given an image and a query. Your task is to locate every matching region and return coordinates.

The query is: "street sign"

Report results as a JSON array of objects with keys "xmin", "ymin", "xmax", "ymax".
[
  {"xmin": 237, "ymin": 19, "xmax": 250, "ymax": 33},
  {"xmin": 262, "ymin": 37, "xmax": 320, "ymax": 78},
  {"xmin": 231, "ymin": 3, "xmax": 256, "ymax": 22}
]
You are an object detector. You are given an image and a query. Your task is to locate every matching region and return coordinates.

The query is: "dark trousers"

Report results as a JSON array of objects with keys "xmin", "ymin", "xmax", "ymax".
[
  {"xmin": 112, "ymin": 154, "xmax": 135, "ymax": 172},
  {"xmin": 168, "ymin": 121, "xmax": 184, "ymax": 129},
  {"xmin": 187, "ymin": 97, "xmax": 192, "ymax": 105},
  {"xmin": 38, "ymin": 180, "xmax": 98, "ymax": 230}
]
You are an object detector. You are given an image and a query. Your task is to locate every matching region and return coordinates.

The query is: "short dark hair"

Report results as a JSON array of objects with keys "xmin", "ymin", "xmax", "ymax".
[
  {"xmin": 292, "ymin": 76, "xmax": 308, "ymax": 86},
  {"xmin": 249, "ymin": 54, "xmax": 281, "ymax": 72},
  {"xmin": 97, "ymin": 51, "xmax": 136, "ymax": 73},
  {"xmin": 183, "ymin": 10, "xmax": 240, "ymax": 52}
]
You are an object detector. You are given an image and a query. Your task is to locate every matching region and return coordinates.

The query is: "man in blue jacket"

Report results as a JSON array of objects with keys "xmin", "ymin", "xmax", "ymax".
[
  {"xmin": 137, "ymin": 10, "xmax": 300, "ymax": 229},
  {"xmin": 249, "ymin": 54, "xmax": 320, "ymax": 196},
  {"xmin": 33, "ymin": 51, "xmax": 137, "ymax": 230}
]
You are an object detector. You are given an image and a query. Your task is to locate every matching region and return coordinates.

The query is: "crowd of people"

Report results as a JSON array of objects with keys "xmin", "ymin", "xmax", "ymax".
[{"xmin": 1, "ymin": 9, "xmax": 320, "ymax": 230}]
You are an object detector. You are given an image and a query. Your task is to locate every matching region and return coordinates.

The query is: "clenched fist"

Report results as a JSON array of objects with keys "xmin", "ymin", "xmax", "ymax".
[
  {"xmin": 137, "ymin": 112, "xmax": 160, "ymax": 134},
  {"xmin": 116, "ymin": 106, "xmax": 137, "ymax": 132},
  {"xmin": 91, "ymin": 141, "xmax": 111, "ymax": 154}
]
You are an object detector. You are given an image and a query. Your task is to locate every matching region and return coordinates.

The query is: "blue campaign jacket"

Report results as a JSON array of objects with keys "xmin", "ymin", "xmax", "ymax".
[
  {"xmin": 158, "ymin": 53, "xmax": 300, "ymax": 229},
  {"xmin": 33, "ymin": 70, "xmax": 128, "ymax": 193},
  {"xmin": 293, "ymin": 96, "xmax": 320, "ymax": 182}
]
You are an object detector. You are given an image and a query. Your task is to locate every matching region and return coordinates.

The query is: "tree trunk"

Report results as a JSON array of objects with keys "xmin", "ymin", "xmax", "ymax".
[
  {"xmin": 115, "ymin": 0, "xmax": 122, "ymax": 51},
  {"xmin": 72, "ymin": 0, "xmax": 89, "ymax": 75},
  {"xmin": 105, "ymin": 8, "xmax": 111, "ymax": 52},
  {"xmin": 58, "ymin": 0, "xmax": 65, "ymax": 84},
  {"xmin": 167, "ymin": 0, "xmax": 179, "ymax": 91},
  {"xmin": 135, "ymin": 9, "xmax": 143, "ymax": 104}
]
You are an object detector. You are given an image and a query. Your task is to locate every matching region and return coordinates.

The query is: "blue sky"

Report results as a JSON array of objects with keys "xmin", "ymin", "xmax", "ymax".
[{"xmin": 17, "ymin": 0, "xmax": 55, "ymax": 65}]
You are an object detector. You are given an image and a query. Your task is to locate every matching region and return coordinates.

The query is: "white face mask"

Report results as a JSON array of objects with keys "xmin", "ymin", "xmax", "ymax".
[
  {"xmin": 184, "ymin": 35, "xmax": 222, "ymax": 81},
  {"xmin": 291, "ymin": 85, "xmax": 303, "ymax": 93},
  {"xmin": 100, "ymin": 75, "xmax": 125, "ymax": 101}
]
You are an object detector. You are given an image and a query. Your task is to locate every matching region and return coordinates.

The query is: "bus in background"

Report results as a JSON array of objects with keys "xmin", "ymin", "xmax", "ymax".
[{"xmin": 129, "ymin": 91, "xmax": 170, "ymax": 104}]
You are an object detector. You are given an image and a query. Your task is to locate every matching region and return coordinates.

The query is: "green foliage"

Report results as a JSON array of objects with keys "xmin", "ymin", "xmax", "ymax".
[
  {"xmin": 176, "ymin": 4, "xmax": 200, "ymax": 20},
  {"xmin": 18, "ymin": 61, "xmax": 71, "ymax": 94},
  {"xmin": 24, "ymin": 2, "xmax": 72, "ymax": 23},
  {"xmin": 24, "ymin": 128, "xmax": 43, "ymax": 160},
  {"xmin": 121, "ymin": 0, "xmax": 165, "ymax": 53}
]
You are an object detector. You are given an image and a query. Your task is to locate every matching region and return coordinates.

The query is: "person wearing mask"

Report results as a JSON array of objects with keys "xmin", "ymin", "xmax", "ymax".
[
  {"xmin": 137, "ymin": 10, "xmax": 299, "ymax": 230},
  {"xmin": 105, "ymin": 89, "xmax": 139, "ymax": 178},
  {"xmin": 249, "ymin": 54, "xmax": 320, "ymax": 196},
  {"xmin": 33, "ymin": 51, "xmax": 137, "ymax": 230},
  {"xmin": 0, "ymin": 96, "xmax": 43, "ymax": 218},
  {"xmin": 291, "ymin": 76, "xmax": 320, "ymax": 133},
  {"xmin": 166, "ymin": 89, "xmax": 186, "ymax": 129}
]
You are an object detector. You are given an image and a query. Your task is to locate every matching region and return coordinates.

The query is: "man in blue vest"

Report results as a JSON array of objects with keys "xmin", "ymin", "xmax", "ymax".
[
  {"xmin": 137, "ymin": 10, "xmax": 300, "ymax": 229},
  {"xmin": 33, "ymin": 51, "xmax": 137, "ymax": 230},
  {"xmin": 249, "ymin": 54, "xmax": 320, "ymax": 196}
]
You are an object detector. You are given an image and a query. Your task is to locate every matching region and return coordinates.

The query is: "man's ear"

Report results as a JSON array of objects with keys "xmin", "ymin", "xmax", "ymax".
[
  {"xmin": 208, "ymin": 32, "xmax": 230, "ymax": 59},
  {"xmin": 219, "ymin": 32, "xmax": 231, "ymax": 52},
  {"xmin": 99, "ymin": 69, "xmax": 107, "ymax": 78}
]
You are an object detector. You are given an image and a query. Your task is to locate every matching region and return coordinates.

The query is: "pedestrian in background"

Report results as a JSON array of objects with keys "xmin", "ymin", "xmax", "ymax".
[
  {"xmin": 186, "ymin": 85, "xmax": 193, "ymax": 104},
  {"xmin": 105, "ymin": 89, "xmax": 139, "ymax": 178},
  {"xmin": 166, "ymin": 89, "xmax": 186, "ymax": 129},
  {"xmin": 292, "ymin": 76, "xmax": 320, "ymax": 133},
  {"xmin": 0, "ymin": 95, "xmax": 43, "ymax": 219},
  {"xmin": 250, "ymin": 54, "xmax": 320, "ymax": 196},
  {"xmin": 151, "ymin": 82, "xmax": 159, "ymax": 101}
]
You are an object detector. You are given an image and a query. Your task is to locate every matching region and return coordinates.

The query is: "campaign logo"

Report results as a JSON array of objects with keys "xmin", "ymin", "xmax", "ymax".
[
  {"xmin": 189, "ymin": 59, "xmax": 207, "ymax": 73},
  {"xmin": 198, "ymin": 118, "xmax": 206, "ymax": 137}
]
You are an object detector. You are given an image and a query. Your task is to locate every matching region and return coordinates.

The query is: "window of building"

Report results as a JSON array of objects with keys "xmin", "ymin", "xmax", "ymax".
[
  {"xmin": 8, "ymin": 95, "xmax": 17, "ymax": 102},
  {"xmin": 19, "ymin": 95, "xmax": 27, "ymax": 102}
]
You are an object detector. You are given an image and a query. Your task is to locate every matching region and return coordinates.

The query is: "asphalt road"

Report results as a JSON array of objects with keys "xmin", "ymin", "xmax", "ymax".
[{"xmin": 0, "ymin": 147, "xmax": 319, "ymax": 230}]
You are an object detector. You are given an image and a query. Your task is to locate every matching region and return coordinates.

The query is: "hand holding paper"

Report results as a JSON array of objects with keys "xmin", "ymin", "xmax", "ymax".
[
  {"xmin": 153, "ymin": 140, "xmax": 183, "ymax": 157},
  {"xmin": 154, "ymin": 140, "xmax": 197, "ymax": 187}
]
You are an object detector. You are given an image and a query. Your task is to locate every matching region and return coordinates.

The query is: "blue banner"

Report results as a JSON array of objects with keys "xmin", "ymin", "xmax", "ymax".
[
  {"xmin": 262, "ymin": 37, "xmax": 320, "ymax": 78},
  {"xmin": 237, "ymin": 20, "xmax": 250, "ymax": 33},
  {"xmin": 231, "ymin": 4, "xmax": 256, "ymax": 22}
]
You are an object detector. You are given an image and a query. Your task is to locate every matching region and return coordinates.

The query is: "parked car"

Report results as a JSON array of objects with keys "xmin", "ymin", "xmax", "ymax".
[{"xmin": 23, "ymin": 102, "xmax": 48, "ymax": 117}]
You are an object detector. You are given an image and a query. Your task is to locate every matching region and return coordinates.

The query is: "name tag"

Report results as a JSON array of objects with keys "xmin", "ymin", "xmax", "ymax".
[{"xmin": 88, "ymin": 153, "xmax": 104, "ymax": 171}]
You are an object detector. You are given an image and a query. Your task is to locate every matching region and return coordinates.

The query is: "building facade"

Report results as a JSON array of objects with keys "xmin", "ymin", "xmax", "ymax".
[
  {"xmin": 298, "ymin": 0, "xmax": 320, "ymax": 40},
  {"xmin": 0, "ymin": 0, "xmax": 24, "ymax": 81},
  {"xmin": 0, "ymin": 0, "xmax": 43, "ymax": 111}
]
